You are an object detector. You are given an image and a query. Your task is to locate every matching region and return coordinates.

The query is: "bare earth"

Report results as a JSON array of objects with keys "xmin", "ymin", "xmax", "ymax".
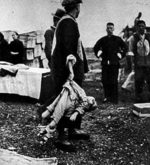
[{"xmin": 0, "ymin": 80, "xmax": 150, "ymax": 165}]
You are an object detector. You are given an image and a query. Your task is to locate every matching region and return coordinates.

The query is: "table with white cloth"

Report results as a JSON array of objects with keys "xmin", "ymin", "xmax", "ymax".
[{"xmin": 0, "ymin": 64, "xmax": 52, "ymax": 102}]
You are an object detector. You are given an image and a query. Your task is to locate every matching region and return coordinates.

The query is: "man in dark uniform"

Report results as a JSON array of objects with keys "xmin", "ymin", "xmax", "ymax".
[
  {"xmin": 44, "ymin": 8, "xmax": 65, "ymax": 68},
  {"xmin": 94, "ymin": 22, "xmax": 127, "ymax": 104}
]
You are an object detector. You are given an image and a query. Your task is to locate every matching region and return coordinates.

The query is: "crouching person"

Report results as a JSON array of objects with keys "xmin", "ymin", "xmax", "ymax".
[{"xmin": 38, "ymin": 80, "xmax": 97, "ymax": 147}]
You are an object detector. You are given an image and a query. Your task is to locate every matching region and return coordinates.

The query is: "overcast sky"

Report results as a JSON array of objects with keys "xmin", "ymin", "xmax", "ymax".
[{"xmin": 1, "ymin": 0, "xmax": 150, "ymax": 46}]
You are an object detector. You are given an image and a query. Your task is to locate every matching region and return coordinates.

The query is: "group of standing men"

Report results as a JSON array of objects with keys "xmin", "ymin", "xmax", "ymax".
[
  {"xmin": 41, "ymin": 0, "xmax": 150, "ymax": 147},
  {"xmin": 94, "ymin": 17, "xmax": 150, "ymax": 104}
]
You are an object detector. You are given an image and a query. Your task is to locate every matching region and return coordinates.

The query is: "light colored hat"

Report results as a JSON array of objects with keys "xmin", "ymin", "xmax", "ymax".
[
  {"xmin": 62, "ymin": 0, "xmax": 82, "ymax": 7},
  {"xmin": 51, "ymin": 8, "xmax": 65, "ymax": 19}
]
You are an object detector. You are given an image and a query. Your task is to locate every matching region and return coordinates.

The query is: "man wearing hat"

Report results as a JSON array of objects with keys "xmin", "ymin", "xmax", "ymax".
[
  {"xmin": 44, "ymin": 8, "xmax": 65, "ymax": 68},
  {"xmin": 50, "ymin": 0, "xmax": 89, "ymax": 147}
]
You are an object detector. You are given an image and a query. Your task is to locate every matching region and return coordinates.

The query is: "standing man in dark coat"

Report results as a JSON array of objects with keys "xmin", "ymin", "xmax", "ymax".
[
  {"xmin": 94, "ymin": 22, "xmax": 127, "ymax": 104},
  {"xmin": 50, "ymin": 0, "xmax": 89, "ymax": 146},
  {"xmin": 9, "ymin": 32, "xmax": 24, "ymax": 64},
  {"xmin": 44, "ymin": 8, "xmax": 65, "ymax": 68}
]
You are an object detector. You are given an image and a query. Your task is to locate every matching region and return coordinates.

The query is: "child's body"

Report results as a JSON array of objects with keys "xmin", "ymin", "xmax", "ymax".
[{"xmin": 38, "ymin": 80, "xmax": 97, "ymax": 144}]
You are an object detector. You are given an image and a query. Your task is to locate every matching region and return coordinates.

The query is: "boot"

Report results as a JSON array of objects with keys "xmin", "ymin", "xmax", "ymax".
[{"xmin": 68, "ymin": 129, "xmax": 90, "ymax": 140}]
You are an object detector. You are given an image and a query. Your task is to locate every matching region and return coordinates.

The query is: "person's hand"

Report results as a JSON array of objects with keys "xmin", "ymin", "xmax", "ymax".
[
  {"xmin": 67, "ymin": 60, "xmax": 74, "ymax": 81},
  {"xmin": 117, "ymin": 53, "xmax": 122, "ymax": 59},
  {"xmin": 97, "ymin": 50, "xmax": 102, "ymax": 58},
  {"xmin": 70, "ymin": 112, "xmax": 78, "ymax": 121}
]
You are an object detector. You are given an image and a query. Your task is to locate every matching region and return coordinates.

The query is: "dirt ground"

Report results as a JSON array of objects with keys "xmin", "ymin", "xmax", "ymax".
[{"xmin": 0, "ymin": 80, "xmax": 150, "ymax": 165}]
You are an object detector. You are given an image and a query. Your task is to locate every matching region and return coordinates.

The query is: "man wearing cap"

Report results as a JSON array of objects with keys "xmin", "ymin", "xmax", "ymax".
[
  {"xmin": 44, "ymin": 8, "xmax": 65, "ymax": 68},
  {"xmin": 51, "ymin": 0, "xmax": 89, "ymax": 147}
]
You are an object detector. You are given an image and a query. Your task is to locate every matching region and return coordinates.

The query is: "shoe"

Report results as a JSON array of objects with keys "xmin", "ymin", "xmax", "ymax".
[
  {"xmin": 55, "ymin": 140, "xmax": 76, "ymax": 152},
  {"xmin": 57, "ymin": 131, "xmax": 72, "ymax": 146},
  {"xmin": 56, "ymin": 139, "xmax": 72, "ymax": 146},
  {"xmin": 68, "ymin": 130, "xmax": 90, "ymax": 140}
]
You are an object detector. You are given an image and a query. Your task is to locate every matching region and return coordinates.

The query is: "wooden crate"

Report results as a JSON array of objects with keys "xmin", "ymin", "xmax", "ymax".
[{"xmin": 133, "ymin": 103, "xmax": 150, "ymax": 117}]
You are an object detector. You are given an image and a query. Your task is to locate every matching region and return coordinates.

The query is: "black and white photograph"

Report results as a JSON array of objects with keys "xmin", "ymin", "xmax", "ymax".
[{"xmin": 0, "ymin": 0, "xmax": 150, "ymax": 164}]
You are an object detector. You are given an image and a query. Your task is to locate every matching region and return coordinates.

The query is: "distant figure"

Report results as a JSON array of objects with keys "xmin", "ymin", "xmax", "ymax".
[
  {"xmin": 0, "ymin": 32, "xmax": 10, "ymax": 62},
  {"xmin": 44, "ymin": 8, "xmax": 65, "ymax": 68},
  {"xmin": 9, "ymin": 32, "xmax": 24, "ymax": 64},
  {"xmin": 122, "ymin": 26, "xmax": 134, "ymax": 73},
  {"xmin": 134, "ymin": 12, "xmax": 142, "ymax": 31},
  {"xmin": 94, "ymin": 22, "xmax": 127, "ymax": 104},
  {"xmin": 128, "ymin": 20, "xmax": 150, "ymax": 102}
]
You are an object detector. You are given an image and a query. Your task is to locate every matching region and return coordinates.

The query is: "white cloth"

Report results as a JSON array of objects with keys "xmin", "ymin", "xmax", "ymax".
[
  {"xmin": 128, "ymin": 34, "xmax": 150, "ymax": 56},
  {"xmin": 0, "ymin": 65, "xmax": 50, "ymax": 99},
  {"xmin": 122, "ymin": 70, "xmax": 135, "ymax": 92}
]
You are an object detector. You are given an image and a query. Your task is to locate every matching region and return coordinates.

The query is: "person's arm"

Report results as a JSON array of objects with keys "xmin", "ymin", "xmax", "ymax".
[
  {"xmin": 118, "ymin": 37, "xmax": 128, "ymax": 59},
  {"xmin": 67, "ymin": 60, "xmax": 74, "ymax": 81},
  {"xmin": 66, "ymin": 54, "xmax": 76, "ymax": 80},
  {"xmin": 70, "ymin": 98, "xmax": 92, "ymax": 122},
  {"xmin": 93, "ymin": 39, "xmax": 103, "ymax": 58},
  {"xmin": 60, "ymin": 19, "xmax": 79, "ymax": 80},
  {"xmin": 61, "ymin": 18, "xmax": 79, "ymax": 57}
]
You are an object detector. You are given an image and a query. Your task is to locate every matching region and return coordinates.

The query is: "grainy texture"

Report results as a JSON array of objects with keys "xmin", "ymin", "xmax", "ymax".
[{"xmin": 0, "ymin": 80, "xmax": 150, "ymax": 165}]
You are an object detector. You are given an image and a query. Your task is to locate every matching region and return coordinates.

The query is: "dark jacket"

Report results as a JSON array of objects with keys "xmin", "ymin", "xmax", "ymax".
[
  {"xmin": 9, "ymin": 39, "xmax": 24, "ymax": 64},
  {"xmin": 94, "ymin": 35, "xmax": 127, "ymax": 66},
  {"xmin": 0, "ymin": 39, "xmax": 10, "ymax": 62},
  {"xmin": 44, "ymin": 26, "xmax": 55, "ymax": 64},
  {"xmin": 51, "ymin": 14, "xmax": 88, "ymax": 85}
]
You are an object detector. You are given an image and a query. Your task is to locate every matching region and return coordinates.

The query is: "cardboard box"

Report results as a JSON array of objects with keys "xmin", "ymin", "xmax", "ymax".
[
  {"xmin": 133, "ymin": 103, "xmax": 150, "ymax": 117},
  {"xmin": 26, "ymin": 49, "xmax": 34, "ymax": 60},
  {"xmin": 34, "ymin": 44, "xmax": 42, "ymax": 57}
]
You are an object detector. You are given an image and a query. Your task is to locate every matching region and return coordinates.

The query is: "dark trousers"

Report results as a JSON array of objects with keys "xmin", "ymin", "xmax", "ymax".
[
  {"xmin": 135, "ymin": 66, "xmax": 150, "ymax": 98},
  {"xmin": 125, "ymin": 56, "xmax": 132, "ymax": 74},
  {"xmin": 102, "ymin": 65, "xmax": 119, "ymax": 103},
  {"xmin": 57, "ymin": 115, "xmax": 82, "ymax": 138}
]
